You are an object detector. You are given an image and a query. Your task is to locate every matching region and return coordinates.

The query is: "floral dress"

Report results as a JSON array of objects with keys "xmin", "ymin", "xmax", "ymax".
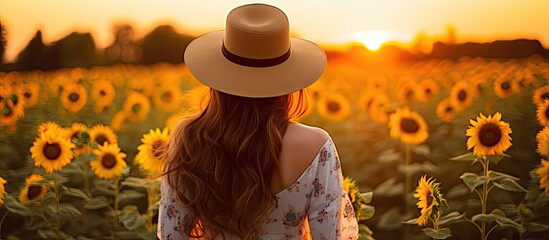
[{"xmin": 157, "ymin": 138, "xmax": 359, "ymax": 239}]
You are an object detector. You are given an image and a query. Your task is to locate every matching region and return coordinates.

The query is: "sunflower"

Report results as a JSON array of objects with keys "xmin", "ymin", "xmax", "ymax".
[
  {"xmin": 536, "ymin": 100, "xmax": 549, "ymax": 126},
  {"xmin": 466, "ymin": 112, "xmax": 512, "ymax": 157},
  {"xmin": 65, "ymin": 122, "xmax": 89, "ymax": 157},
  {"xmin": 536, "ymin": 126, "xmax": 549, "ymax": 157},
  {"xmin": 0, "ymin": 177, "xmax": 6, "ymax": 205},
  {"xmin": 533, "ymin": 85, "xmax": 549, "ymax": 106},
  {"xmin": 417, "ymin": 78, "xmax": 440, "ymax": 102},
  {"xmin": 388, "ymin": 108, "xmax": 429, "ymax": 145},
  {"xmin": 397, "ymin": 80, "xmax": 418, "ymax": 104},
  {"xmin": 19, "ymin": 174, "xmax": 48, "ymax": 204},
  {"xmin": 367, "ymin": 75, "xmax": 388, "ymax": 92},
  {"xmin": 413, "ymin": 175, "xmax": 446, "ymax": 226},
  {"xmin": 16, "ymin": 82, "xmax": 40, "ymax": 107},
  {"xmin": 152, "ymin": 85, "xmax": 181, "ymax": 113},
  {"xmin": 316, "ymin": 93, "xmax": 351, "ymax": 122},
  {"xmin": 0, "ymin": 97, "xmax": 25, "ymax": 126},
  {"xmin": 435, "ymin": 98, "xmax": 455, "ymax": 123},
  {"xmin": 30, "ymin": 128, "xmax": 75, "ymax": 173},
  {"xmin": 110, "ymin": 111, "xmax": 128, "ymax": 132},
  {"xmin": 60, "ymin": 82, "xmax": 88, "ymax": 113},
  {"xmin": 90, "ymin": 143, "xmax": 127, "ymax": 180},
  {"xmin": 37, "ymin": 121, "xmax": 63, "ymax": 134},
  {"xmin": 135, "ymin": 128, "xmax": 170, "ymax": 175},
  {"xmin": 305, "ymin": 81, "xmax": 326, "ymax": 102},
  {"xmin": 449, "ymin": 81, "xmax": 474, "ymax": 111},
  {"xmin": 122, "ymin": 91, "xmax": 151, "ymax": 122},
  {"xmin": 536, "ymin": 159, "xmax": 549, "ymax": 196},
  {"xmin": 368, "ymin": 93, "xmax": 391, "ymax": 124},
  {"xmin": 357, "ymin": 91, "xmax": 377, "ymax": 114},
  {"xmin": 89, "ymin": 124, "xmax": 118, "ymax": 147},
  {"xmin": 90, "ymin": 79, "xmax": 116, "ymax": 113},
  {"xmin": 493, "ymin": 74, "xmax": 516, "ymax": 98}
]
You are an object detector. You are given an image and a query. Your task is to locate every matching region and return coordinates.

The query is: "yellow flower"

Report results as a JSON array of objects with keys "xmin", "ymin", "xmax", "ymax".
[
  {"xmin": 435, "ymin": 98, "xmax": 455, "ymax": 123},
  {"xmin": 19, "ymin": 174, "xmax": 48, "ymax": 203},
  {"xmin": 135, "ymin": 128, "xmax": 170, "ymax": 175},
  {"xmin": 30, "ymin": 128, "xmax": 75, "ymax": 173},
  {"xmin": 0, "ymin": 96, "xmax": 25, "ymax": 126},
  {"xmin": 0, "ymin": 177, "xmax": 6, "ymax": 205},
  {"xmin": 16, "ymin": 82, "xmax": 40, "ymax": 107},
  {"xmin": 122, "ymin": 91, "xmax": 151, "ymax": 122},
  {"xmin": 152, "ymin": 85, "xmax": 181, "ymax": 113},
  {"xmin": 90, "ymin": 143, "xmax": 127, "ymax": 180},
  {"xmin": 37, "ymin": 121, "xmax": 63, "ymax": 134},
  {"xmin": 413, "ymin": 175, "xmax": 445, "ymax": 226},
  {"xmin": 397, "ymin": 80, "xmax": 418, "ymax": 104},
  {"xmin": 536, "ymin": 100, "xmax": 549, "ymax": 126},
  {"xmin": 536, "ymin": 126, "xmax": 549, "ymax": 157},
  {"xmin": 533, "ymin": 85, "xmax": 549, "ymax": 106},
  {"xmin": 449, "ymin": 81, "xmax": 474, "ymax": 112},
  {"xmin": 342, "ymin": 177, "xmax": 358, "ymax": 203},
  {"xmin": 316, "ymin": 93, "xmax": 351, "ymax": 122},
  {"xmin": 60, "ymin": 82, "xmax": 88, "ymax": 113},
  {"xmin": 89, "ymin": 124, "xmax": 118, "ymax": 147},
  {"xmin": 466, "ymin": 112, "xmax": 512, "ymax": 157},
  {"xmin": 357, "ymin": 91, "xmax": 377, "ymax": 113},
  {"xmin": 388, "ymin": 108, "xmax": 429, "ymax": 145},
  {"xmin": 91, "ymin": 79, "xmax": 116, "ymax": 113},
  {"xmin": 368, "ymin": 93, "xmax": 391, "ymax": 124},
  {"xmin": 536, "ymin": 159, "xmax": 549, "ymax": 196},
  {"xmin": 110, "ymin": 111, "xmax": 128, "ymax": 132},
  {"xmin": 493, "ymin": 74, "xmax": 516, "ymax": 98},
  {"xmin": 417, "ymin": 78, "xmax": 440, "ymax": 102}
]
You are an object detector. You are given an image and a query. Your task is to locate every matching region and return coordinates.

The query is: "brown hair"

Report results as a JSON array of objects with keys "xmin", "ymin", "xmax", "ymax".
[{"xmin": 164, "ymin": 88, "xmax": 308, "ymax": 239}]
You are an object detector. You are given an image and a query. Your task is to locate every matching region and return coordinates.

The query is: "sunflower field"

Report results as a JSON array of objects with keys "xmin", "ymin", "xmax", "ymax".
[{"xmin": 0, "ymin": 55, "xmax": 548, "ymax": 240}]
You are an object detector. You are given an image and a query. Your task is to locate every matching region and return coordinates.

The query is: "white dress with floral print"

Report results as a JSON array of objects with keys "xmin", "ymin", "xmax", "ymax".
[{"xmin": 157, "ymin": 138, "xmax": 359, "ymax": 239}]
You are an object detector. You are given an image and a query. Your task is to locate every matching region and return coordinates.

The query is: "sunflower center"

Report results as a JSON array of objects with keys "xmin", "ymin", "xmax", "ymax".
[
  {"xmin": 101, "ymin": 154, "xmax": 117, "ymax": 169},
  {"xmin": 132, "ymin": 104, "xmax": 141, "ymax": 113},
  {"xmin": 24, "ymin": 92, "xmax": 32, "ymax": 99},
  {"xmin": 545, "ymin": 107, "xmax": 549, "ymax": 120},
  {"xmin": 501, "ymin": 81, "xmax": 511, "ymax": 90},
  {"xmin": 27, "ymin": 185, "xmax": 43, "ymax": 200},
  {"xmin": 542, "ymin": 92, "xmax": 549, "ymax": 101},
  {"xmin": 406, "ymin": 89, "xmax": 414, "ymax": 99},
  {"xmin": 68, "ymin": 92, "xmax": 80, "ymax": 102},
  {"xmin": 457, "ymin": 90, "xmax": 467, "ymax": 101},
  {"xmin": 425, "ymin": 88, "xmax": 432, "ymax": 95},
  {"xmin": 400, "ymin": 117, "xmax": 420, "ymax": 133},
  {"xmin": 426, "ymin": 192, "xmax": 434, "ymax": 207},
  {"xmin": 95, "ymin": 134, "xmax": 108, "ymax": 146},
  {"xmin": 99, "ymin": 90, "xmax": 106, "ymax": 96},
  {"xmin": 71, "ymin": 132, "xmax": 79, "ymax": 141},
  {"xmin": 10, "ymin": 94, "xmax": 19, "ymax": 106},
  {"xmin": 152, "ymin": 140, "xmax": 166, "ymax": 160},
  {"xmin": 444, "ymin": 106, "xmax": 453, "ymax": 113},
  {"xmin": 43, "ymin": 142, "xmax": 62, "ymax": 160},
  {"xmin": 162, "ymin": 92, "xmax": 173, "ymax": 102},
  {"xmin": 327, "ymin": 101, "xmax": 340, "ymax": 113},
  {"xmin": 478, "ymin": 123, "xmax": 502, "ymax": 147}
]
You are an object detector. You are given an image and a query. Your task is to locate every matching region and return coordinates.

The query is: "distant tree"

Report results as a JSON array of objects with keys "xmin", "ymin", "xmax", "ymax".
[
  {"xmin": 446, "ymin": 24, "xmax": 457, "ymax": 44},
  {"xmin": 105, "ymin": 23, "xmax": 140, "ymax": 63},
  {"xmin": 139, "ymin": 25, "xmax": 194, "ymax": 65},
  {"xmin": 47, "ymin": 32, "xmax": 97, "ymax": 69},
  {"xmin": 17, "ymin": 30, "xmax": 46, "ymax": 69},
  {"xmin": 0, "ymin": 20, "xmax": 6, "ymax": 64}
]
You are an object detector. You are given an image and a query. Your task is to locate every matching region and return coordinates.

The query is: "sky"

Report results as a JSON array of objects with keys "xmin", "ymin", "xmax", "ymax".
[{"xmin": 1, "ymin": 0, "xmax": 549, "ymax": 63}]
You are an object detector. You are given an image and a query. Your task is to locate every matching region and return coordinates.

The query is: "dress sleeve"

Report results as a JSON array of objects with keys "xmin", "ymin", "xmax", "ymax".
[
  {"xmin": 157, "ymin": 177, "xmax": 192, "ymax": 240},
  {"xmin": 308, "ymin": 139, "xmax": 359, "ymax": 240}
]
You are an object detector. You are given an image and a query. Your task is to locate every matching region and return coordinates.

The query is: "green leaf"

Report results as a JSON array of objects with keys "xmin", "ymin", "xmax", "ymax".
[
  {"xmin": 121, "ymin": 177, "xmax": 147, "ymax": 189},
  {"xmin": 422, "ymin": 227, "xmax": 452, "ymax": 239},
  {"xmin": 360, "ymin": 191, "xmax": 373, "ymax": 204},
  {"xmin": 85, "ymin": 196, "xmax": 110, "ymax": 210},
  {"xmin": 487, "ymin": 170, "xmax": 519, "ymax": 181},
  {"xmin": 58, "ymin": 203, "xmax": 82, "ymax": 219},
  {"xmin": 119, "ymin": 205, "xmax": 146, "ymax": 230},
  {"xmin": 402, "ymin": 217, "xmax": 419, "ymax": 225},
  {"xmin": 412, "ymin": 144, "xmax": 430, "ymax": 156},
  {"xmin": 438, "ymin": 211, "xmax": 466, "ymax": 226},
  {"xmin": 450, "ymin": 152, "xmax": 476, "ymax": 161},
  {"xmin": 118, "ymin": 190, "xmax": 146, "ymax": 203},
  {"xmin": 524, "ymin": 222, "xmax": 549, "ymax": 232},
  {"xmin": 377, "ymin": 206, "xmax": 402, "ymax": 230},
  {"xmin": 62, "ymin": 187, "xmax": 91, "ymax": 201},
  {"xmin": 486, "ymin": 154, "xmax": 509, "ymax": 165},
  {"xmin": 493, "ymin": 178, "xmax": 527, "ymax": 192},
  {"xmin": 374, "ymin": 178, "xmax": 404, "ymax": 197},
  {"xmin": 496, "ymin": 219, "xmax": 525, "ymax": 234},
  {"xmin": 460, "ymin": 172, "xmax": 487, "ymax": 191},
  {"xmin": 3, "ymin": 195, "xmax": 33, "ymax": 216},
  {"xmin": 359, "ymin": 204, "xmax": 375, "ymax": 220},
  {"xmin": 471, "ymin": 210, "xmax": 506, "ymax": 225},
  {"xmin": 377, "ymin": 148, "xmax": 401, "ymax": 163}
]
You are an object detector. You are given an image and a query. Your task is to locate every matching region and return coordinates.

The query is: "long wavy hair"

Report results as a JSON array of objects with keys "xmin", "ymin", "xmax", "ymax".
[{"xmin": 164, "ymin": 88, "xmax": 308, "ymax": 239}]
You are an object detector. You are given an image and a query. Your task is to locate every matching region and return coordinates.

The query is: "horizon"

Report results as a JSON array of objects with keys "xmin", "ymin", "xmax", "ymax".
[{"xmin": 2, "ymin": 0, "xmax": 549, "ymax": 63}]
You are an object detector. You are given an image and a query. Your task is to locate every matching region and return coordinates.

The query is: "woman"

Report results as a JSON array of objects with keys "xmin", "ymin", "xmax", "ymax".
[{"xmin": 158, "ymin": 3, "xmax": 359, "ymax": 239}]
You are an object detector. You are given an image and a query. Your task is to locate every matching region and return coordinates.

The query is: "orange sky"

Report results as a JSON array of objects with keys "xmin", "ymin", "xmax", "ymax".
[{"xmin": 2, "ymin": 0, "xmax": 548, "ymax": 62}]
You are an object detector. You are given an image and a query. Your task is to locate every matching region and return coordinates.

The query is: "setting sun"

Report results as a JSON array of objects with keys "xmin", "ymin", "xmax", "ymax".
[{"xmin": 354, "ymin": 30, "xmax": 391, "ymax": 51}]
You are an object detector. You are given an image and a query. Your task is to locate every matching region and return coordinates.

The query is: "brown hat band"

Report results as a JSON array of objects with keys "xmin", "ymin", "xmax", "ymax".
[{"xmin": 221, "ymin": 43, "xmax": 291, "ymax": 68}]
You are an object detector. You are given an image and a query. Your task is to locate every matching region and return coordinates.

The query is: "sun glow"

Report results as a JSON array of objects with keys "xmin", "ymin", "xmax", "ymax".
[{"xmin": 354, "ymin": 30, "xmax": 392, "ymax": 51}]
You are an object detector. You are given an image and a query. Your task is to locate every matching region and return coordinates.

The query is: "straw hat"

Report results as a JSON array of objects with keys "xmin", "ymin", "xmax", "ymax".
[{"xmin": 183, "ymin": 3, "xmax": 327, "ymax": 98}]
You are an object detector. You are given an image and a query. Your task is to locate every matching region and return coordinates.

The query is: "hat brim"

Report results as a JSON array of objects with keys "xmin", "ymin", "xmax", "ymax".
[{"xmin": 184, "ymin": 31, "xmax": 327, "ymax": 98}]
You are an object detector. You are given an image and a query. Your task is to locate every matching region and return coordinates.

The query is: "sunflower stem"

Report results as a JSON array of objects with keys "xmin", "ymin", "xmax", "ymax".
[
  {"xmin": 480, "ymin": 157, "xmax": 489, "ymax": 240},
  {"xmin": 53, "ymin": 171, "xmax": 61, "ymax": 240},
  {"xmin": 0, "ymin": 210, "xmax": 9, "ymax": 237},
  {"xmin": 113, "ymin": 177, "xmax": 120, "ymax": 240},
  {"xmin": 146, "ymin": 186, "xmax": 154, "ymax": 230},
  {"xmin": 404, "ymin": 144, "xmax": 412, "ymax": 240}
]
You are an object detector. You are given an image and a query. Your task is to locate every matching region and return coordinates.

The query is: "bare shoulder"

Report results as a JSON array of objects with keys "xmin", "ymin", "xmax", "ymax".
[{"xmin": 283, "ymin": 122, "xmax": 330, "ymax": 148}]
